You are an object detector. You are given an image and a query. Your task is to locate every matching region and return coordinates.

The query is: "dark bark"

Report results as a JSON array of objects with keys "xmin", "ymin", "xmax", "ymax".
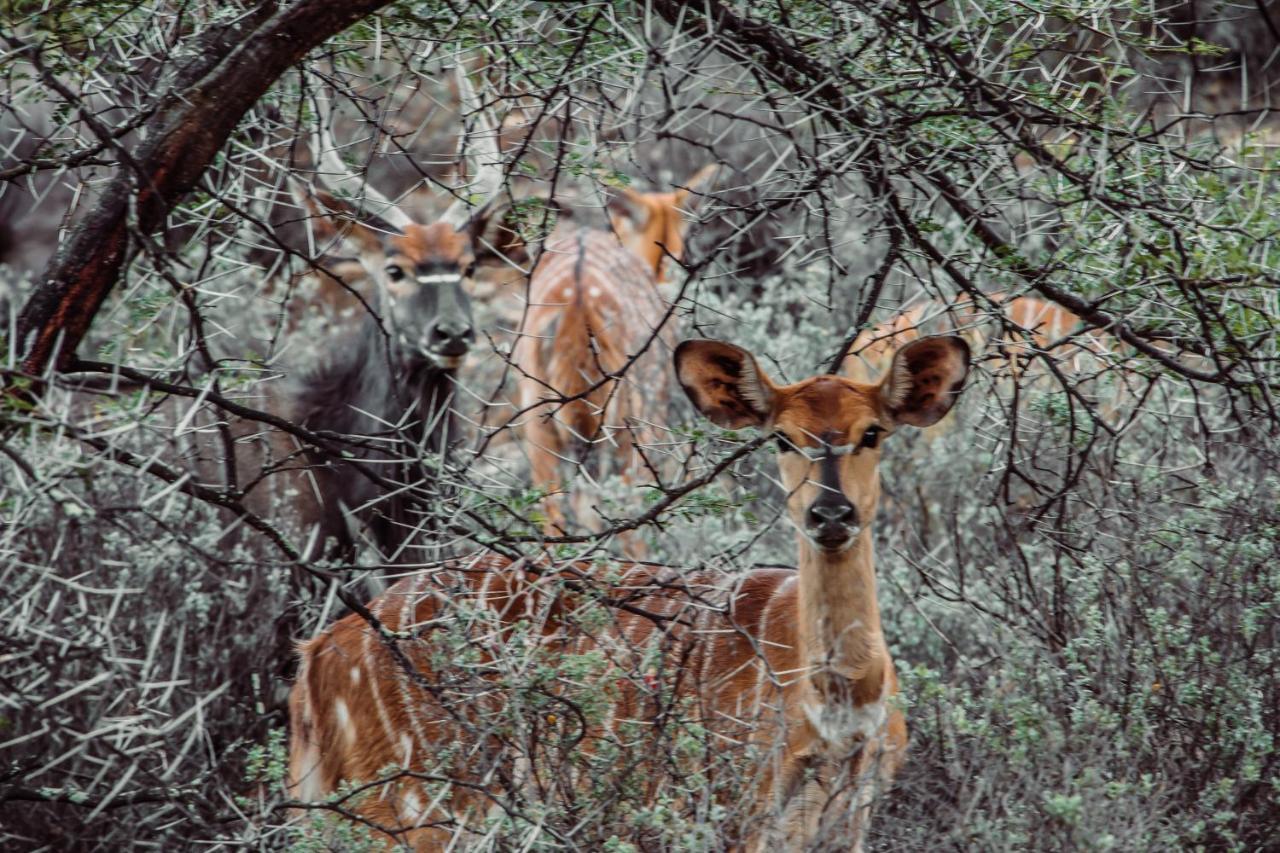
[{"xmin": 14, "ymin": 0, "xmax": 393, "ymax": 375}]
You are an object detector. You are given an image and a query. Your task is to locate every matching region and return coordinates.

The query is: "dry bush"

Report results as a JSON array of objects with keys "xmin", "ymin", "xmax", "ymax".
[{"xmin": 2, "ymin": 0, "xmax": 1278, "ymax": 849}]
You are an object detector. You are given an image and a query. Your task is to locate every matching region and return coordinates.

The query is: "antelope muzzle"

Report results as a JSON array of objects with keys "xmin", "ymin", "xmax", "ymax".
[
  {"xmin": 805, "ymin": 451, "xmax": 861, "ymax": 550},
  {"xmin": 394, "ymin": 268, "xmax": 476, "ymax": 370}
]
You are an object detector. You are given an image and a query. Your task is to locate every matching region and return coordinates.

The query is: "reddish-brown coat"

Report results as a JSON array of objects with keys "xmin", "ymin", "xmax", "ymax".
[
  {"xmin": 289, "ymin": 558, "xmax": 816, "ymax": 847},
  {"xmin": 288, "ymin": 335, "xmax": 968, "ymax": 849},
  {"xmin": 509, "ymin": 167, "xmax": 716, "ymax": 537},
  {"xmin": 511, "ymin": 228, "xmax": 676, "ymax": 537},
  {"xmin": 388, "ymin": 223, "xmax": 474, "ymax": 269}
]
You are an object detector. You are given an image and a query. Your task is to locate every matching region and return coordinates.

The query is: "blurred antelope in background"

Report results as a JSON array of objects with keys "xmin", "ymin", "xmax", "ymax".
[
  {"xmin": 286, "ymin": 333, "xmax": 969, "ymax": 850},
  {"xmin": 510, "ymin": 165, "xmax": 717, "ymax": 538},
  {"xmin": 605, "ymin": 165, "xmax": 719, "ymax": 284},
  {"xmin": 842, "ymin": 292, "xmax": 1111, "ymax": 383}
]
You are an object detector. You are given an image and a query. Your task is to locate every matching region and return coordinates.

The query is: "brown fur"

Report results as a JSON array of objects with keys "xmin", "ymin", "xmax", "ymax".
[
  {"xmin": 675, "ymin": 336, "xmax": 968, "ymax": 849},
  {"xmin": 287, "ymin": 336, "xmax": 970, "ymax": 850},
  {"xmin": 288, "ymin": 191, "xmax": 479, "ymax": 331},
  {"xmin": 512, "ymin": 167, "xmax": 715, "ymax": 538},
  {"xmin": 511, "ymin": 228, "xmax": 675, "ymax": 536},
  {"xmin": 607, "ymin": 164, "xmax": 718, "ymax": 282},
  {"xmin": 388, "ymin": 223, "xmax": 474, "ymax": 271},
  {"xmin": 288, "ymin": 556, "xmax": 808, "ymax": 848},
  {"xmin": 842, "ymin": 293, "xmax": 1106, "ymax": 382}
]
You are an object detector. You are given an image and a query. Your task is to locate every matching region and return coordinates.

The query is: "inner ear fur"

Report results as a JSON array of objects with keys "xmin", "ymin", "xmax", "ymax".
[
  {"xmin": 879, "ymin": 335, "xmax": 970, "ymax": 428},
  {"xmin": 470, "ymin": 194, "xmax": 559, "ymax": 265},
  {"xmin": 606, "ymin": 187, "xmax": 649, "ymax": 230},
  {"xmin": 674, "ymin": 339, "xmax": 777, "ymax": 429}
]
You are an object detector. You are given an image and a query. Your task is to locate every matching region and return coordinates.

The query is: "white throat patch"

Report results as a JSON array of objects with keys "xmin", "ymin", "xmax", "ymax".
[
  {"xmin": 804, "ymin": 699, "xmax": 887, "ymax": 752},
  {"xmin": 804, "ymin": 677, "xmax": 890, "ymax": 752}
]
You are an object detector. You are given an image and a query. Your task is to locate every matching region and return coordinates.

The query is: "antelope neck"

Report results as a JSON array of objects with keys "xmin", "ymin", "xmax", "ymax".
[{"xmin": 794, "ymin": 530, "xmax": 888, "ymax": 705}]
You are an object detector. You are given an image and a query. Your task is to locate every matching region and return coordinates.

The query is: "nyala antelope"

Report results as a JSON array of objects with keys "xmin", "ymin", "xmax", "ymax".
[
  {"xmin": 287, "ymin": 333, "xmax": 970, "ymax": 850},
  {"xmin": 842, "ymin": 293, "xmax": 1104, "ymax": 383},
  {"xmin": 243, "ymin": 72, "xmax": 502, "ymax": 561},
  {"xmin": 511, "ymin": 165, "xmax": 717, "ymax": 537}
]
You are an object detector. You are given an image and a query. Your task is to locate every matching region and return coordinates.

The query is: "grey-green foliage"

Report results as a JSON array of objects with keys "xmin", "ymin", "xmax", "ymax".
[
  {"xmin": 873, "ymin": 438, "xmax": 1280, "ymax": 849},
  {"xmin": 4, "ymin": 0, "xmax": 1280, "ymax": 848}
]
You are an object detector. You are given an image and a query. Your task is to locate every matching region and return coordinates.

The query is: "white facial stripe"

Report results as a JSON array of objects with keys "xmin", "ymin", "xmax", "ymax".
[
  {"xmin": 793, "ymin": 442, "xmax": 856, "ymax": 461},
  {"xmin": 415, "ymin": 273, "xmax": 462, "ymax": 284}
]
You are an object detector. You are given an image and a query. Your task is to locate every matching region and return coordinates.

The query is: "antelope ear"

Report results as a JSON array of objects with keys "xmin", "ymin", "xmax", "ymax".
[
  {"xmin": 672, "ymin": 163, "xmax": 720, "ymax": 209},
  {"xmin": 879, "ymin": 335, "xmax": 970, "ymax": 428},
  {"xmin": 466, "ymin": 194, "xmax": 560, "ymax": 265},
  {"xmin": 290, "ymin": 180, "xmax": 400, "ymax": 260},
  {"xmin": 674, "ymin": 339, "xmax": 776, "ymax": 429},
  {"xmin": 606, "ymin": 187, "xmax": 649, "ymax": 233}
]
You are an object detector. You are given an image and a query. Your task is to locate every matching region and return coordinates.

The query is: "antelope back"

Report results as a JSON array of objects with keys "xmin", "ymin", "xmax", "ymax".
[
  {"xmin": 508, "ymin": 167, "xmax": 715, "ymax": 533},
  {"xmin": 514, "ymin": 229, "xmax": 674, "ymax": 452},
  {"xmin": 287, "ymin": 554, "xmax": 804, "ymax": 845}
]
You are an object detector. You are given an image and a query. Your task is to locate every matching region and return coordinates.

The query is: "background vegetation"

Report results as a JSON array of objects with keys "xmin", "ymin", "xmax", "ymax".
[{"xmin": 1, "ymin": 0, "xmax": 1278, "ymax": 849}]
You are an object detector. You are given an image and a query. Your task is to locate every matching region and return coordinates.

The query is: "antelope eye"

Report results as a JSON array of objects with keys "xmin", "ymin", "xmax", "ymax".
[
  {"xmin": 384, "ymin": 264, "xmax": 406, "ymax": 282},
  {"xmin": 860, "ymin": 425, "xmax": 883, "ymax": 449},
  {"xmin": 773, "ymin": 433, "xmax": 798, "ymax": 454}
]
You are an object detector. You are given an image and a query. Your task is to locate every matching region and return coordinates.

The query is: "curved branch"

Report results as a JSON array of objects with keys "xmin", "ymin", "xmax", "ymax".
[{"xmin": 13, "ymin": 0, "xmax": 395, "ymax": 378}]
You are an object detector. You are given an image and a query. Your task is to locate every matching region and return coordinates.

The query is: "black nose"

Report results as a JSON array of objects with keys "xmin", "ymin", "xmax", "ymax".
[
  {"xmin": 807, "ymin": 501, "xmax": 856, "ymax": 529},
  {"xmin": 429, "ymin": 321, "xmax": 475, "ymax": 356}
]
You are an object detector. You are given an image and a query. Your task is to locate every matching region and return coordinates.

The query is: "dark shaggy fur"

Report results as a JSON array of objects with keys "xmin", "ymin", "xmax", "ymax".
[{"xmin": 289, "ymin": 316, "xmax": 459, "ymax": 561}]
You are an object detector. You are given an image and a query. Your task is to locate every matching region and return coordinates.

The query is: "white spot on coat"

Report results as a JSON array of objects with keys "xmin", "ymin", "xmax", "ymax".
[
  {"xmin": 291, "ymin": 739, "xmax": 325, "ymax": 802},
  {"xmin": 403, "ymin": 790, "xmax": 425, "ymax": 825},
  {"xmin": 334, "ymin": 698, "xmax": 354, "ymax": 745},
  {"xmin": 399, "ymin": 732, "xmax": 413, "ymax": 767}
]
